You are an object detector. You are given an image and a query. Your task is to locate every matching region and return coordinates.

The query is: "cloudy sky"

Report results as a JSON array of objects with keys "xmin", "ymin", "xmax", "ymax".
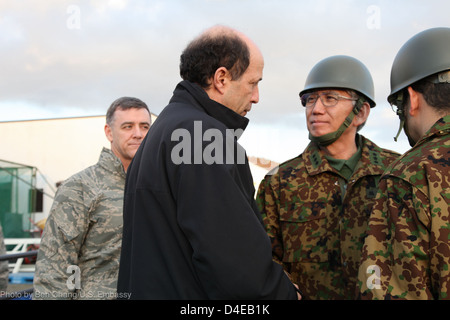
[{"xmin": 1, "ymin": 0, "xmax": 449, "ymax": 163}]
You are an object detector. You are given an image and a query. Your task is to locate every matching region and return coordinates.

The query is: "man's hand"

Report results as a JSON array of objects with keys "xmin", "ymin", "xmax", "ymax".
[{"xmin": 294, "ymin": 284, "xmax": 302, "ymax": 300}]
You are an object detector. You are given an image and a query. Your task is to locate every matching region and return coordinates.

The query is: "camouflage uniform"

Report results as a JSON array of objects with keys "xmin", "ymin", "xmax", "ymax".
[
  {"xmin": 257, "ymin": 135, "xmax": 400, "ymax": 299},
  {"xmin": 358, "ymin": 115, "xmax": 450, "ymax": 300},
  {"xmin": 0, "ymin": 224, "xmax": 8, "ymax": 291},
  {"xmin": 33, "ymin": 148, "xmax": 125, "ymax": 300}
]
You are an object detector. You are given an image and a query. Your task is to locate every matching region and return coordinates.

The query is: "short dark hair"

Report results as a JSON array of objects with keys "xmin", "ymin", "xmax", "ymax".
[
  {"xmin": 410, "ymin": 73, "xmax": 450, "ymax": 113},
  {"xmin": 106, "ymin": 97, "xmax": 150, "ymax": 125},
  {"xmin": 179, "ymin": 31, "xmax": 250, "ymax": 89}
]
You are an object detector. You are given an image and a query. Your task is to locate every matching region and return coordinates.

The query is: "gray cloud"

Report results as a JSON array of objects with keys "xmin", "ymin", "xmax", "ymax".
[{"xmin": 1, "ymin": 0, "xmax": 449, "ymax": 159}]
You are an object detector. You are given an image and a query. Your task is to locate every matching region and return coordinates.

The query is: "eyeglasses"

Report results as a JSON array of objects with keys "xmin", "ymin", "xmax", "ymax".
[{"xmin": 300, "ymin": 91, "xmax": 357, "ymax": 108}]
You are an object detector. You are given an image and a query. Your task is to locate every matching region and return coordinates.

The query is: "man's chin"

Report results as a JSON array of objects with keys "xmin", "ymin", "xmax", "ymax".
[{"xmin": 127, "ymin": 147, "xmax": 140, "ymax": 157}]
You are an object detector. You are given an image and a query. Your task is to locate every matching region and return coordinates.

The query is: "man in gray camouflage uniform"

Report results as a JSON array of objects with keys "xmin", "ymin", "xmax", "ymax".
[{"xmin": 33, "ymin": 97, "xmax": 151, "ymax": 299}]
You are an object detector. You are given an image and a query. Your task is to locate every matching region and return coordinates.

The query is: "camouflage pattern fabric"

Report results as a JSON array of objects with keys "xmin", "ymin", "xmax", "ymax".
[
  {"xmin": 33, "ymin": 148, "xmax": 126, "ymax": 300},
  {"xmin": 256, "ymin": 135, "xmax": 400, "ymax": 299},
  {"xmin": 0, "ymin": 224, "xmax": 8, "ymax": 291},
  {"xmin": 358, "ymin": 115, "xmax": 450, "ymax": 300}
]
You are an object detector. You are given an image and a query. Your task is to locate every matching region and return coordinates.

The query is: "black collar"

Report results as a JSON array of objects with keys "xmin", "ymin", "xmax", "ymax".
[{"xmin": 175, "ymin": 80, "xmax": 249, "ymax": 132}]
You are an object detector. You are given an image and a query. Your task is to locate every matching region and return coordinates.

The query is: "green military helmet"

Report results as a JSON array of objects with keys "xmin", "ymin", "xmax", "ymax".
[
  {"xmin": 299, "ymin": 55, "xmax": 376, "ymax": 146},
  {"xmin": 300, "ymin": 55, "xmax": 376, "ymax": 108},
  {"xmin": 388, "ymin": 27, "xmax": 450, "ymax": 143},
  {"xmin": 388, "ymin": 27, "xmax": 450, "ymax": 102}
]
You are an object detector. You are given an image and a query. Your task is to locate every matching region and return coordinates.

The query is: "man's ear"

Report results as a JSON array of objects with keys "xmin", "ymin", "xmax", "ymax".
[
  {"xmin": 354, "ymin": 102, "xmax": 370, "ymax": 127},
  {"xmin": 406, "ymin": 86, "xmax": 420, "ymax": 116},
  {"xmin": 105, "ymin": 124, "xmax": 113, "ymax": 143},
  {"xmin": 212, "ymin": 67, "xmax": 230, "ymax": 95}
]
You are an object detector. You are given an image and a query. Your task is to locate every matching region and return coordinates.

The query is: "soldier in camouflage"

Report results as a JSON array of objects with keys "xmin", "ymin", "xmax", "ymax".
[
  {"xmin": 257, "ymin": 56, "xmax": 400, "ymax": 299},
  {"xmin": 358, "ymin": 28, "xmax": 450, "ymax": 300},
  {"xmin": 33, "ymin": 97, "xmax": 151, "ymax": 299},
  {"xmin": 0, "ymin": 224, "xmax": 8, "ymax": 292}
]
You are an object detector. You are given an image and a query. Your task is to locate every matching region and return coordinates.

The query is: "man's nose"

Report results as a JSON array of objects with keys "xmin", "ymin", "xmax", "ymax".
[
  {"xmin": 311, "ymin": 96, "xmax": 326, "ymax": 113},
  {"xmin": 132, "ymin": 126, "xmax": 144, "ymax": 138},
  {"xmin": 251, "ymin": 86, "xmax": 260, "ymax": 104}
]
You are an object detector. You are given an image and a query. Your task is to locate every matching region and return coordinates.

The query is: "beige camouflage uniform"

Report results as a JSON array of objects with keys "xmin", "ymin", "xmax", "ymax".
[
  {"xmin": 0, "ymin": 224, "xmax": 8, "ymax": 291},
  {"xmin": 358, "ymin": 115, "xmax": 450, "ymax": 300},
  {"xmin": 33, "ymin": 148, "xmax": 125, "ymax": 300},
  {"xmin": 257, "ymin": 135, "xmax": 400, "ymax": 299}
]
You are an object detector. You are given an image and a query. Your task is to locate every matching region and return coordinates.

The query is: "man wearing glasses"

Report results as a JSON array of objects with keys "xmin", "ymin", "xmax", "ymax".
[
  {"xmin": 256, "ymin": 55, "xmax": 399, "ymax": 299},
  {"xmin": 358, "ymin": 27, "xmax": 450, "ymax": 300}
]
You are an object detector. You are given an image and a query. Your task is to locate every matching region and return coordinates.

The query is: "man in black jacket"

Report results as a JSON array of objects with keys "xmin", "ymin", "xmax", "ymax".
[{"xmin": 117, "ymin": 25, "xmax": 299, "ymax": 300}]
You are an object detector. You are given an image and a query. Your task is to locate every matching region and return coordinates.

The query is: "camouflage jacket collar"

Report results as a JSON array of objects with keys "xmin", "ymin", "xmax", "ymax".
[
  {"xmin": 98, "ymin": 147, "xmax": 126, "ymax": 179},
  {"xmin": 413, "ymin": 115, "xmax": 450, "ymax": 148},
  {"xmin": 302, "ymin": 134, "xmax": 388, "ymax": 180}
]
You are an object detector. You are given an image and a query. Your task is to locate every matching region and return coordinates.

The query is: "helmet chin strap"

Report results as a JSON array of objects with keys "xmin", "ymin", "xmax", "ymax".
[
  {"xmin": 393, "ymin": 118, "xmax": 405, "ymax": 142},
  {"xmin": 392, "ymin": 101, "xmax": 416, "ymax": 146},
  {"xmin": 309, "ymin": 97, "xmax": 365, "ymax": 146}
]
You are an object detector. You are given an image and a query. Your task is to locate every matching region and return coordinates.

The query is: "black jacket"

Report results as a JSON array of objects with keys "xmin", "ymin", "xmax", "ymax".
[{"xmin": 117, "ymin": 81, "xmax": 297, "ymax": 299}]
